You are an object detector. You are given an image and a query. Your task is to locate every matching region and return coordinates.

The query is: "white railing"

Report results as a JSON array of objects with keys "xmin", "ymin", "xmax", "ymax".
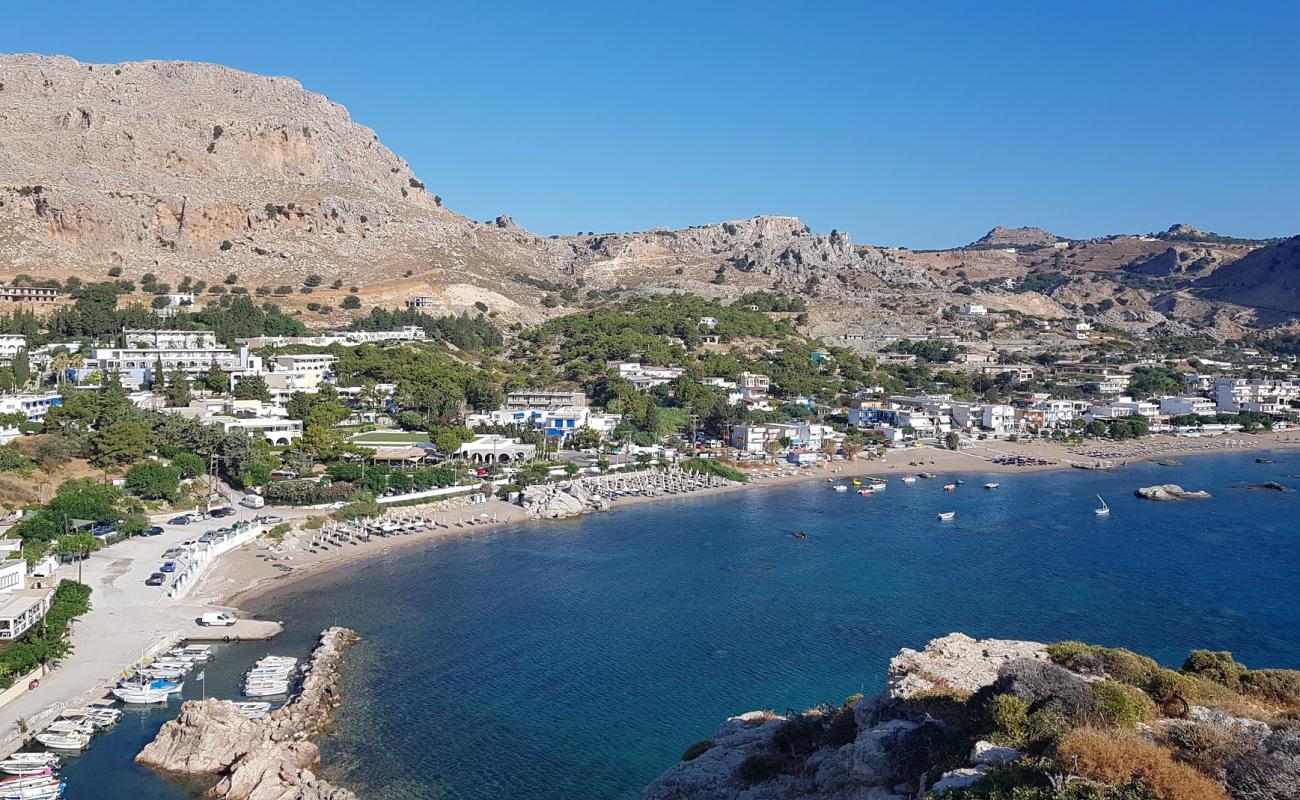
[{"xmin": 168, "ymin": 523, "xmax": 264, "ymax": 600}]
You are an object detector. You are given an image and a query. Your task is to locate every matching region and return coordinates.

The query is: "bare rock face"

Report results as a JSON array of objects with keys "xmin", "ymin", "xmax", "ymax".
[
  {"xmin": 136, "ymin": 627, "xmax": 359, "ymax": 800},
  {"xmin": 520, "ymin": 481, "xmax": 610, "ymax": 519},
  {"xmin": 1134, "ymin": 484, "xmax": 1212, "ymax": 501},
  {"xmin": 970, "ymin": 226, "xmax": 1061, "ymax": 248},
  {"xmin": 887, "ymin": 632, "xmax": 1048, "ymax": 699}
]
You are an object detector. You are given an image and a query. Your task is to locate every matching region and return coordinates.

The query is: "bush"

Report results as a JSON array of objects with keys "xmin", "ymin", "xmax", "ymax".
[
  {"xmin": 680, "ymin": 457, "xmax": 748, "ymax": 483},
  {"xmin": 1022, "ymin": 705, "xmax": 1072, "ymax": 755},
  {"xmin": 1182, "ymin": 650, "xmax": 1246, "ymax": 690},
  {"xmin": 995, "ymin": 658, "xmax": 1097, "ymax": 722},
  {"xmin": 1057, "ymin": 730, "xmax": 1228, "ymax": 800},
  {"xmin": 1164, "ymin": 721, "xmax": 1250, "ymax": 775},
  {"xmin": 988, "ymin": 693, "xmax": 1029, "ymax": 745},
  {"xmin": 1240, "ymin": 669, "xmax": 1300, "ymax": 706},
  {"xmin": 0, "ymin": 445, "xmax": 32, "ymax": 472},
  {"xmin": 1089, "ymin": 680, "xmax": 1156, "ymax": 729},
  {"xmin": 341, "ymin": 295, "xmax": 360, "ymax": 310},
  {"xmin": 681, "ymin": 740, "xmax": 712, "ymax": 762},
  {"xmin": 735, "ymin": 754, "xmax": 781, "ymax": 784},
  {"xmin": 1223, "ymin": 726, "xmax": 1300, "ymax": 800}
]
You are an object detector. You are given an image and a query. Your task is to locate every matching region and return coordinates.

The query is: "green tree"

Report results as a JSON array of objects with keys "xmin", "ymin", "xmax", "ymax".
[
  {"xmin": 171, "ymin": 451, "xmax": 206, "ymax": 479},
  {"xmin": 56, "ymin": 532, "xmax": 102, "ymax": 583},
  {"xmin": 164, "ymin": 369, "xmax": 193, "ymax": 407},
  {"xmin": 944, "ymin": 431, "xmax": 961, "ymax": 450},
  {"xmin": 12, "ymin": 348, "xmax": 30, "ymax": 388},
  {"xmin": 205, "ymin": 363, "xmax": 228, "ymax": 393},
  {"xmin": 124, "ymin": 461, "xmax": 182, "ymax": 501},
  {"xmin": 93, "ymin": 420, "xmax": 152, "ymax": 466},
  {"xmin": 232, "ymin": 375, "xmax": 272, "ymax": 402},
  {"xmin": 341, "ymin": 295, "xmax": 361, "ymax": 310}
]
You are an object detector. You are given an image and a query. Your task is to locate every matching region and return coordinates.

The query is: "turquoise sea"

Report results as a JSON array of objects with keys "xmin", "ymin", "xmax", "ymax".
[{"xmin": 59, "ymin": 450, "xmax": 1300, "ymax": 799}]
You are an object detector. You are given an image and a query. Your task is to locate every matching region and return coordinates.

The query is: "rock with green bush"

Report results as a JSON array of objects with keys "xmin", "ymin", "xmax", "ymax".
[{"xmin": 643, "ymin": 633, "xmax": 1300, "ymax": 800}]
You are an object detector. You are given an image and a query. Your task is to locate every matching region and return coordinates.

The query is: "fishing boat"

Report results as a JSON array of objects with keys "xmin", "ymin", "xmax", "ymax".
[
  {"xmin": 243, "ymin": 682, "xmax": 290, "ymax": 698},
  {"xmin": 0, "ymin": 756, "xmax": 57, "ymax": 767},
  {"xmin": 790, "ymin": 531, "xmax": 809, "ymax": 541},
  {"xmin": 943, "ymin": 483, "xmax": 956, "ymax": 492},
  {"xmin": 983, "ymin": 482, "xmax": 999, "ymax": 489},
  {"xmin": 1094, "ymin": 495, "xmax": 1110, "ymax": 516},
  {"xmin": 112, "ymin": 685, "xmax": 171, "ymax": 704},
  {"xmin": 832, "ymin": 485, "xmax": 848, "ymax": 493},
  {"xmin": 936, "ymin": 511, "xmax": 956, "ymax": 521},
  {"xmin": 0, "ymin": 775, "xmax": 64, "ymax": 800},
  {"xmin": 233, "ymin": 702, "xmax": 272, "ymax": 719},
  {"xmin": 0, "ymin": 761, "xmax": 56, "ymax": 777},
  {"xmin": 33, "ymin": 730, "xmax": 89, "ymax": 751}
]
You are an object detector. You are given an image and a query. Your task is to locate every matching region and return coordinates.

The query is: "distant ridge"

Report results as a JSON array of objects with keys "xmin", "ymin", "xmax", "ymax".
[{"xmin": 968, "ymin": 226, "xmax": 1061, "ymax": 248}]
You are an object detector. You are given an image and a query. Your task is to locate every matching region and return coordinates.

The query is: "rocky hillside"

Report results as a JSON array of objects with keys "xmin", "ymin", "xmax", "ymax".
[
  {"xmin": 969, "ymin": 226, "xmax": 1062, "ymax": 248},
  {"xmin": 644, "ymin": 633, "xmax": 1300, "ymax": 800},
  {"xmin": 0, "ymin": 54, "xmax": 1296, "ymax": 330},
  {"xmin": 1196, "ymin": 236, "xmax": 1300, "ymax": 315}
]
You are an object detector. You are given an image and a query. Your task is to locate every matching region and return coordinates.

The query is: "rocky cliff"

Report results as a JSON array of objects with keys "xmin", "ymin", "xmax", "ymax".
[
  {"xmin": 1196, "ymin": 236, "xmax": 1300, "ymax": 315},
  {"xmin": 137, "ymin": 626, "xmax": 359, "ymax": 800},
  {"xmin": 643, "ymin": 633, "xmax": 1300, "ymax": 800},
  {"xmin": 969, "ymin": 226, "xmax": 1062, "ymax": 248}
]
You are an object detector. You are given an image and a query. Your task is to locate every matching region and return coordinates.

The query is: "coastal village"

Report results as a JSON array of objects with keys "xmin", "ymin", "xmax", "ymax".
[{"xmin": 0, "ymin": 276, "xmax": 1291, "ymax": 795}]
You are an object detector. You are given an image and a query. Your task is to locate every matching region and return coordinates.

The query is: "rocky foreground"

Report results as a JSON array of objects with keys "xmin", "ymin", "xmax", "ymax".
[
  {"xmin": 137, "ymin": 627, "xmax": 360, "ymax": 800},
  {"xmin": 644, "ymin": 632, "xmax": 1300, "ymax": 800}
]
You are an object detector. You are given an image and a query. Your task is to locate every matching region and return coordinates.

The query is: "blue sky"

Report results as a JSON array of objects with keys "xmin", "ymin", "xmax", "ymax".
[{"xmin": 4, "ymin": 1, "xmax": 1297, "ymax": 248}]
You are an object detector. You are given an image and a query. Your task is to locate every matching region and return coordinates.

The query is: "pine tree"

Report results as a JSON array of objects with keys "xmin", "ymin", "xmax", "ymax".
[
  {"xmin": 164, "ymin": 369, "xmax": 193, "ymax": 408},
  {"xmin": 206, "ymin": 363, "xmax": 227, "ymax": 394},
  {"xmin": 12, "ymin": 348, "xmax": 30, "ymax": 389}
]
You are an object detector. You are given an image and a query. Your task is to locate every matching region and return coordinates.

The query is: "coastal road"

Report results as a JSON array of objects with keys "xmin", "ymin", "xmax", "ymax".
[{"xmin": 0, "ymin": 503, "xmax": 312, "ymax": 755}]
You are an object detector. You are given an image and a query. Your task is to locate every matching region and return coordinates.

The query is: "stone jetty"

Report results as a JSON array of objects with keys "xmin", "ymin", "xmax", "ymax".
[{"xmin": 137, "ymin": 626, "xmax": 360, "ymax": 800}]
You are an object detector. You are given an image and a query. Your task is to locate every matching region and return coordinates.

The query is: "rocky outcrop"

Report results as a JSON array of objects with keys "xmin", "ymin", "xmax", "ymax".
[
  {"xmin": 521, "ymin": 480, "xmax": 610, "ymax": 519},
  {"xmin": 1135, "ymin": 483, "xmax": 1212, "ymax": 501},
  {"xmin": 137, "ymin": 627, "xmax": 359, "ymax": 800},
  {"xmin": 969, "ymin": 226, "xmax": 1061, "ymax": 248},
  {"xmin": 887, "ymin": 632, "xmax": 1048, "ymax": 699}
]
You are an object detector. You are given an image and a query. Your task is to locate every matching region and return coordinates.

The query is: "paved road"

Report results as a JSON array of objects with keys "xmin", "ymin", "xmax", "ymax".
[{"xmin": 0, "ymin": 501, "xmax": 308, "ymax": 754}]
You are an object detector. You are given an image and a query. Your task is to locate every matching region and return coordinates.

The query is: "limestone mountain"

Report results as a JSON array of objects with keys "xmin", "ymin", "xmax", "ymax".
[
  {"xmin": 968, "ymin": 225, "xmax": 1061, "ymax": 248},
  {"xmin": 1196, "ymin": 235, "xmax": 1300, "ymax": 315},
  {"xmin": 0, "ymin": 54, "xmax": 924, "ymax": 320}
]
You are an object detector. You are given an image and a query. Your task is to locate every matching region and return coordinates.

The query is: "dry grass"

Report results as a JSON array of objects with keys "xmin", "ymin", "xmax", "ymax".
[{"xmin": 1057, "ymin": 729, "xmax": 1228, "ymax": 800}]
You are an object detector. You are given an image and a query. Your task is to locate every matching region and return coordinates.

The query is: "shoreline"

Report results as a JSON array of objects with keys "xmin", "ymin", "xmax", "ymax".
[{"xmin": 215, "ymin": 431, "xmax": 1300, "ymax": 613}]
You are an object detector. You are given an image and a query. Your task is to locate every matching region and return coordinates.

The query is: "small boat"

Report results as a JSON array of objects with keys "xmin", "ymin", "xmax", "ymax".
[
  {"xmin": 983, "ymin": 482, "xmax": 999, "ymax": 489},
  {"xmin": 1256, "ymin": 458, "xmax": 1274, "ymax": 464},
  {"xmin": 1094, "ymin": 495, "xmax": 1110, "ymax": 516},
  {"xmin": 243, "ymin": 682, "xmax": 290, "ymax": 698},
  {"xmin": 954, "ymin": 479, "xmax": 965, "ymax": 485},
  {"xmin": 857, "ymin": 489, "xmax": 873, "ymax": 496},
  {"xmin": 0, "ymin": 775, "xmax": 64, "ymax": 800},
  {"xmin": 112, "ymin": 686, "xmax": 171, "ymax": 704},
  {"xmin": 919, "ymin": 472, "xmax": 936, "ymax": 479},
  {"xmin": 851, "ymin": 479, "xmax": 862, "ymax": 486},
  {"xmin": 832, "ymin": 485, "xmax": 848, "ymax": 493},
  {"xmin": 0, "ymin": 756, "xmax": 57, "ymax": 767},
  {"xmin": 868, "ymin": 481, "xmax": 887, "ymax": 491},
  {"xmin": 900, "ymin": 476, "xmax": 917, "ymax": 484},
  {"xmin": 1157, "ymin": 459, "xmax": 1182, "ymax": 467},
  {"xmin": 936, "ymin": 512, "xmax": 956, "ymax": 521},
  {"xmin": 33, "ymin": 731, "xmax": 89, "ymax": 751},
  {"xmin": 943, "ymin": 484, "xmax": 956, "ymax": 492},
  {"xmin": 233, "ymin": 701, "xmax": 272, "ymax": 719},
  {"xmin": 790, "ymin": 531, "xmax": 809, "ymax": 541},
  {"xmin": 0, "ymin": 762, "xmax": 55, "ymax": 777}
]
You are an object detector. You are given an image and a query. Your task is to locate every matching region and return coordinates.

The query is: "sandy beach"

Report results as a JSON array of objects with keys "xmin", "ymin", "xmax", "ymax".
[{"xmin": 205, "ymin": 430, "xmax": 1300, "ymax": 613}]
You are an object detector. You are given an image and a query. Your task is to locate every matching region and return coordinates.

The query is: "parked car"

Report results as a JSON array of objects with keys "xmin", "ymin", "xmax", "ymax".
[
  {"xmin": 198, "ymin": 533, "xmax": 216, "ymax": 544},
  {"xmin": 147, "ymin": 526, "xmax": 165, "ymax": 536},
  {"xmin": 169, "ymin": 515, "xmax": 192, "ymax": 525},
  {"xmin": 209, "ymin": 507, "xmax": 235, "ymax": 519},
  {"xmin": 260, "ymin": 515, "xmax": 283, "ymax": 525},
  {"xmin": 199, "ymin": 611, "xmax": 238, "ymax": 627},
  {"xmin": 160, "ymin": 561, "xmax": 177, "ymax": 573},
  {"xmin": 162, "ymin": 548, "xmax": 182, "ymax": 559},
  {"xmin": 145, "ymin": 573, "xmax": 166, "ymax": 587}
]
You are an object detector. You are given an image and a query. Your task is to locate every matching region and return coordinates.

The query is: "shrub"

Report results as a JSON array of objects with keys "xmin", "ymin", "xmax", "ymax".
[
  {"xmin": 681, "ymin": 740, "xmax": 712, "ymax": 762},
  {"xmin": 1023, "ymin": 705, "xmax": 1073, "ymax": 755},
  {"xmin": 988, "ymin": 693, "xmax": 1029, "ymax": 745},
  {"xmin": 1163, "ymin": 722, "xmax": 1251, "ymax": 775},
  {"xmin": 220, "ymin": 240, "xmax": 233, "ymax": 251},
  {"xmin": 341, "ymin": 295, "xmax": 360, "ymax": 309},
  {"xmin": 304, "ymin": 274, "xmax": 322, "ymax": 287},
  {"xmin": 1240, "ymin": 669, "xmax": 1300, "ymax": 705},
  {"xmin": 1057, "ymin": 730, "xmax": 1228, "ymax": 800},
  {"xmin": 736, "ymin": 754, "xmax": 781, "ymax": 784},
  {"xmin": 1089, "ymin": 680, "xmax": 1156, "ymax": 728},
  {"xmin": 995, "ymin": 659, "xmax": 1097, "ymax": 722},
  {"xmin": 1223, "ymin": 726, "xmax": 1300, "ymax": 800},
  {"xmin": 1181, "ymin": 650, "xmax": 1247, "ymax": 690}
]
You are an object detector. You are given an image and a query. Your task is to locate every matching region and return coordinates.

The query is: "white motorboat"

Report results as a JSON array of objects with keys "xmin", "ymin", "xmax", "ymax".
[
  {"xmin": 233, "ymin": 701, "xmax": 272, "ymax": 719},
  {"xmin": 1095, "ymin": 495, "xmax": 1110, "ymax": 516},
  {"xmin": 900, "ymin": 475, "xmax": 917, "ymax": 484},
  {"xmin": 42, "ymin": 720, "xmax": 96, "ymax": 736},
  {"xmin": 867, "ymin": 481, "xmax": 887, "ymax": 491},
  {"xmin": 983, "ymin": 482, "xmax": 999, "ymax": 489},
  {"xmin": 0, "ymin": 755, "xmax": 57, "ymax": 766},
  {"xmin": 112, "ymin": 686, "xmax": 171, "ymax": 704},
  {"xmin": 0, "ymin": 761, "xmax": 56, "ymax": 777},
  {"xmin": 832, "ymin": 485, "xmax": 848, "ymax": 493},
  {"xmin": 0, "ymin": 775, "xmax": 64, "ymax": 800},
  {"xmin": 33, "ymin": 730, "xmax": 89, "ymax": 750},
  {"xmin": 243, "ymin": 682, "xmax": 289, "ymax": 698},
  {"xmin": 937, "ymin": 511, "xmax": 956, "ymax": 521}
]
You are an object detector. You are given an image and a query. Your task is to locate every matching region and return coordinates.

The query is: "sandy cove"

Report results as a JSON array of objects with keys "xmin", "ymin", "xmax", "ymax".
[{"xmin": 204, "ymin": 431, "xmax": 1300, "ymax": 612}]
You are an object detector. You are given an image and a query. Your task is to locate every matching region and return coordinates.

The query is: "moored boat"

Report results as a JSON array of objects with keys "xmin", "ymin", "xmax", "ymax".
[
  {"xmin": 1095, "ymin": 495, "xmax": 1110, "ymax": 516},
  {"xmin": 112, "ymin": 686, "xmax": 171, "ymax": 704},
  {"xmin": 937, "ymin": 511, "xmax": 956, "ymax": 521},
  {"xmin": 983, "ymin": 482, "xmax": 999, "ymax": 489},
  {"xmin": 33, "ymin": 730, "xmax": 89, "ymax": 751}
]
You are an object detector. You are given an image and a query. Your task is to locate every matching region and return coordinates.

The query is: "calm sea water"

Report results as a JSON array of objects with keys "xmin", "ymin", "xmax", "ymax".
[{"xmin": 62, "ymin": 450, "xmax": 1300, "ymax": 800}]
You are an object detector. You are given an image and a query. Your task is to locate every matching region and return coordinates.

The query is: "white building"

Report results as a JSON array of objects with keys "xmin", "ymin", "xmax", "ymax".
[
  {"xmin": 456, "ymin": 434, "xmax": 536, "ymax": 464},
  {"xmin": 698, "ymin": 316, "xmax": 718, "ymax": 328},
  {"xmin": 204, "ymin": 416, "xmax": 303, "ymax": 446},
  {"xmin": 730, "ymin": 422, "xmax": 835, "ymax": 453},
  {"xmin": 273, "ymin": 353, "xmax": 339, "ymax": 374},
  {"xmin": 961, "ymin": 303, "xmax": 988, "ymax": 316},
  {"xmin": 1085, "ymin": 397, "xmax": 1159, "ymax": 422},
  {"xmin": 611, "ymin": 362, "xmax": 684, "ymax": 390},
  {"xmin": 0, "ymin": 392, "xmax": 61, "ymax": 421},
  {"xmin": 0, "ymin": 589, "xmax": 54, "ymax": 641},
  {"xmin": 505, "ymin": 389, "xmax": 588, "ymax": 411},
  {"xmin": 0, "ymin": 335, "xmax": 26, "ymax": 361},
  {"xmin": 1159, "ymin": 396, "xmax": 1216, "ymax": 417},
  {"xmin": 1214, "ymin": 378, "xmax": 1300, "ymax": 414},
  {"xmin": 94, "ymin": 330, "xmax": 259, "ymax": 383}
]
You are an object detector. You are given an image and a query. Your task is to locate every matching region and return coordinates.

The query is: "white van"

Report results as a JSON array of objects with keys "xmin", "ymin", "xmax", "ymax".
[
  {"xmin": 199, "ymin": 611, "xmax": 238, "ymax": 627},
  {"xmin": 239, "ymin": 494, "xmax": 265, "ymax": 509}
]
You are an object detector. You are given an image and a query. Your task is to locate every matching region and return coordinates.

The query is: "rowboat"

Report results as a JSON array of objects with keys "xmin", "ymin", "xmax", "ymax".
[
  {"xmin": 233, "ymin": 702, "xmax": 272, "ymax": 719},
  {"xmin": 936, "ymin": 511, "xmax": 956, "ymax": 521},
  {"xmin": 33, "ymin": 730, "xmax": 89, "ymax": 750}
]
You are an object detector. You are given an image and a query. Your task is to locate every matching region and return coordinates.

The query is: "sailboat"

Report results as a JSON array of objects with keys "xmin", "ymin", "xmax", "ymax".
[{"xmin": 1094, "ymin": 495, "xmax": 1110, "ymax": 516}]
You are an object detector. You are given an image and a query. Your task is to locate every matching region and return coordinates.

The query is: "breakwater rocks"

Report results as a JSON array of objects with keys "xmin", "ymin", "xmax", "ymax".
[
  {"xmin": 1134, "ymin": 483, "xmax": 1212, "ymax": 500},
  {"xmin": 521, "ymin": 467, "xmax": 739, "ymax": 519},
  {"xmin": 643, "ymin": 632, "xmax": 1300, "ymax": 800},
  {"xmin": 137, "ymin": 627, "xmax": 360, "ymax": 800},
  {"xmin": 521, "ymin": 480, "xmax": 611, "ymax": 519}
]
